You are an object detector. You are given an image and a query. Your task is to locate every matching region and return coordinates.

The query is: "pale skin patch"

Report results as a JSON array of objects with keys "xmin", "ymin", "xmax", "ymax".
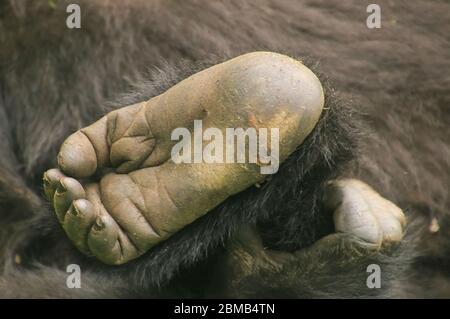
[{"xmin": 324, "ymin": 179, "xmax": 406, "ymax": 248}]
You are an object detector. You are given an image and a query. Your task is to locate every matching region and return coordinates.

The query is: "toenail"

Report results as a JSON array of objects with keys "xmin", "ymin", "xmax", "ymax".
[
  {"xmin": 70, "ymin": 204, "xmax": 80, "ymax": 216},
  {"xmin": 55, "ymin": 189, "xmax": 67, "ymax": 197},
  {"xmin": 93, "ymin": 217, "xmax": 105, "ymax": 231},
  {"xmin": 57, "ymin": 183, "xmax": 68, "ymax": 195},
  {"xmin": 43, "ymin": 175, "xmax": 51, "ymax": 187},
  {"xmin": 60, "ymin": 180, "xmax": 68, "ymax": 190}
]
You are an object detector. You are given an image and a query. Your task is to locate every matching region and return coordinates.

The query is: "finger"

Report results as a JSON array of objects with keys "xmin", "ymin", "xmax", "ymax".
[{"xmin": 58, "ymin": 117, "xmax": 109, "ymax": 178}]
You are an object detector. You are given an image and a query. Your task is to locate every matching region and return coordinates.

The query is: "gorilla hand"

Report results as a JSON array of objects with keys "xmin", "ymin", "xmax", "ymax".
[
  {"xmin": 43, "ymin": 52, "xmax": 324, "ymax": 265},
  {"xmin": 220, "ymin": 179, "xmax": 406, "ymax": 297},
  {"xmin": 323, "ymin": 179, "xmax": 406, "ymax": 248}
]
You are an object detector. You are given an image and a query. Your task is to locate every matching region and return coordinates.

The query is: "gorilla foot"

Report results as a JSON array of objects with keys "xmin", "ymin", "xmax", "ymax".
[{"xmin": 43, "ymin": 52, "xmax": 325, "ymax": 265}]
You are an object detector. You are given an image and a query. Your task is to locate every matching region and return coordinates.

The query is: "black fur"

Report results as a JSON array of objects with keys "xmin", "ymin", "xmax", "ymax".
[{"xmin": 0, "ymin": 0, "xmax": 449, "ymax": 298}]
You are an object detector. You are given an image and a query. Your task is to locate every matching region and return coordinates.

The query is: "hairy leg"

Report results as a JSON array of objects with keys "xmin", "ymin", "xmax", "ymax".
[{"xmin": 43, "ymin": 52, "xmax": 325, "ymax": 265}]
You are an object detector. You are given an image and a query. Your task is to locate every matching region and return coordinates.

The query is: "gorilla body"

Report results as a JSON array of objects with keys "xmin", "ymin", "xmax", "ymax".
[{"xmin": 0, "ymin": 0, "xmax": 449, "ymax": 298}]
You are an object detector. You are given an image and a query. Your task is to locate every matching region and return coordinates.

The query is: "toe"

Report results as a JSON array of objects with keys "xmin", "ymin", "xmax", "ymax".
[
  {"xmin": 43, "ymin": 168, "xmax": 66, "ymax": 201},
  {"xmin": 53, "ymin": 177, "xmax": 86, "ymax": 223},
  {"xmin": 87, "ymin": 214, "xmax": 138, "ymax": 265},
  {"xmin": 63, "ymin": 199, "xmax": 97, "ymax": 255},
  {"xmin": 87, "ymin": 215, "xmax": 121, "ymax": 264},
  {"xmin": 83, "ymin": 183, "xmax": 141, "ymax": 265},
  {"xmin": 58, "ymin": 131, "xmax": 98, "ymax": 178},
  {"xmin": 99, "ymin": 173, "xmax": 161, "ymax": 249}
]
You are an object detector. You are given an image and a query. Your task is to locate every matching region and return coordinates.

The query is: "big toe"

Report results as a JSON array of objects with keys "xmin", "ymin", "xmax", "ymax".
[{"xmin": 58, "ymin": 131, "xmax": 98, "ymax": 178}]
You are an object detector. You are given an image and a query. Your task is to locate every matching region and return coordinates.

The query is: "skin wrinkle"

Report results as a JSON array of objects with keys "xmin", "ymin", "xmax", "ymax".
[
  {"xmin": 128, "ymin": 173, "xmax": 162, "ymax": 238},
  {"xmin": 115, "ymin": 235, "xmax": 124, "ymax": 261},
  {"xmin": 154, "ymin": 170, "xmax": 181, "ymax": 235},
  {"xmin": 99, "ymin": 179, "xmax": 153, "ymax": 249},
  {"xmin": 110, "ymin": 106, "xmax": 137, "ymax": 143},
  {"xmin": 78, "ymin": 130, "xmax": 102, "ymax": 169},
  {"xmin": 107, "ymin": 213, "xmax": 138, "ymax": 262},
  {"xmin": 117, "ymin": 224, "xmax": 139, "ymax": 259},
  {"xmin": 107, "ymin": 111, "xmax": 119, "ymax": 145},
  {"xmin": 109, "ymin": 105, "xmax": 154, "ymax": 171},
  {"xmin": 122, "ymin": 198, "xmax": 149, "ymax": 249},
  {"xmin": 112, "ymin": 136, "xmax": 153, "ymax": 170},
  {"xmin": 122, "ymin": 105, "xmax": 145, "ymax": 138},
  {"xmin": 140, "ymin": 97, "xmax": 170, "ymax": 168}
]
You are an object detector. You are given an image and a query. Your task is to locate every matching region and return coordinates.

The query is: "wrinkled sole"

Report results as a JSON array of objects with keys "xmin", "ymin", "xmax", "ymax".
[{"xmin": 44, "ymin": 52, "xmax": 325, "ymax": 265}]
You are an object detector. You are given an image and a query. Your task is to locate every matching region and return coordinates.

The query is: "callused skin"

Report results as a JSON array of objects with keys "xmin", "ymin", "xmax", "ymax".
[{"xmin": 43, "ymin": 52, "xmax": 325, "ymax": 265}]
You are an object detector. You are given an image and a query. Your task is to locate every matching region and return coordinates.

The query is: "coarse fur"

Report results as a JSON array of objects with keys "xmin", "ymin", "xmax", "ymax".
[{"xmin": 0, "ymin": 0, "xmax": 449, "ymax": 298}]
